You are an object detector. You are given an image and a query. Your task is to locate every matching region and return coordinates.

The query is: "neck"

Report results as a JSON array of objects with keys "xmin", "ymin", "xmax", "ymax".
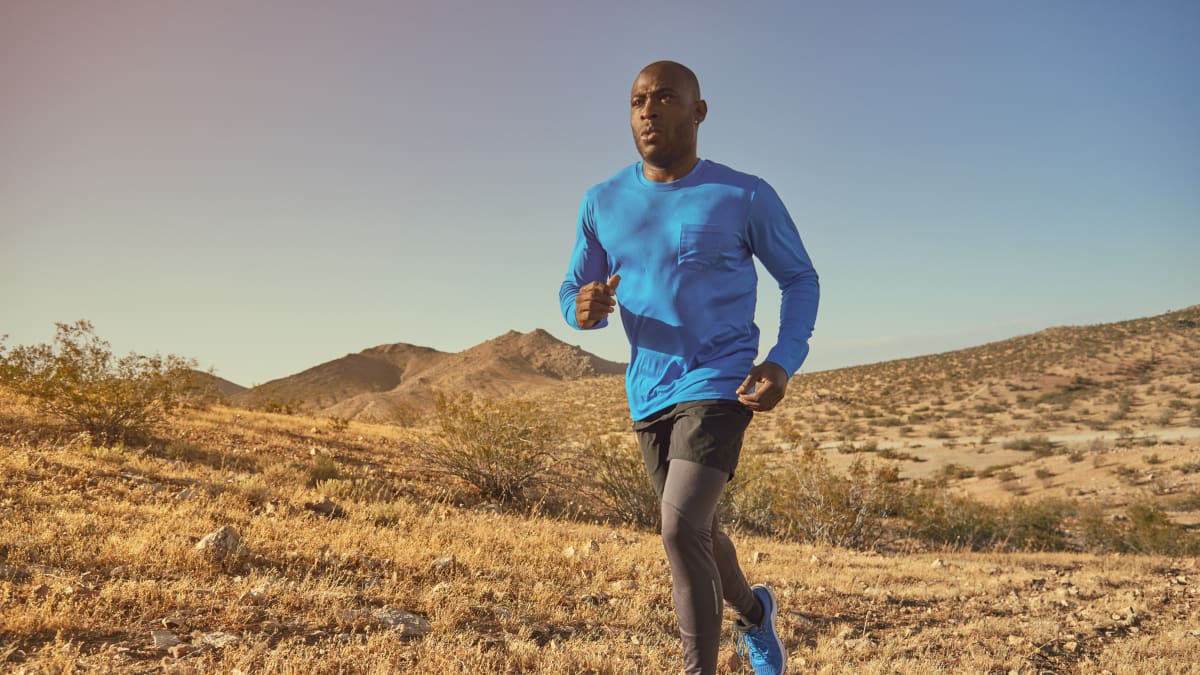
[{"xmin": 642, "ymin": 155, "xmax": 699, "ymax": 183}]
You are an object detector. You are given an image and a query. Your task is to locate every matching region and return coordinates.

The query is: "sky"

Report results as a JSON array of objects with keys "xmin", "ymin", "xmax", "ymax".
[{"xmin": 2, "ymin": 1, "xmax": 1198, "ymax": 387}]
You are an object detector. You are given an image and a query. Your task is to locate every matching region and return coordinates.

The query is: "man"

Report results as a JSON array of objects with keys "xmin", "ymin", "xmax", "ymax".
[{"xmin": 558, "ymin": 61, "xmax": 818, "ymax": 675}]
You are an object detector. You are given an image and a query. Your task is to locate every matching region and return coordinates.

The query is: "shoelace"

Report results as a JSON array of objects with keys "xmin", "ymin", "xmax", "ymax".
[
  {"xmin": 734, "ymin": 629, "xmax": 749, "ymax": 657},
  {"xmin": 733, "ymin": 625, "xmax": 761, "ymax": 659}
]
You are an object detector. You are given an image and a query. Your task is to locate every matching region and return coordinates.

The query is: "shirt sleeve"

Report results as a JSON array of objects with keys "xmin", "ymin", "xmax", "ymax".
[
  {"xmin": 559, "ymin": 194, "xmax": 611, "ymax": 330},
  {"xmin": 746, "ymin": 179, "xmax": 820, "ymax": 376}
]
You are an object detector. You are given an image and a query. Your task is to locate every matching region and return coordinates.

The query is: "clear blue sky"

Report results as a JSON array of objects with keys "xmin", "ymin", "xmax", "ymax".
[{"xmin": 2, "ymin": 1, "xmax": 1197, "ymax": 386}]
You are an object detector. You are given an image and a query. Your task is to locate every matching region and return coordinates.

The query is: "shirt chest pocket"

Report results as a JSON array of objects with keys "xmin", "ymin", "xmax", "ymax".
[{"xmin": 678, "ymin": 223, "xmax": 742, "ymax": 269}]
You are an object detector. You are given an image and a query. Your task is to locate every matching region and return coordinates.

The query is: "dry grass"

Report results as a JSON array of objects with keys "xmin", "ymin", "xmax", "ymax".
[{"xmin": 2, "ymin": 386, "xmax": 1199, "ymax": 674}]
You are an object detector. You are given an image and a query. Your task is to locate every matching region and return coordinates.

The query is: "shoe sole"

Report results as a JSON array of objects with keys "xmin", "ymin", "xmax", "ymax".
[{"xmin": 753, "ymin": 584, "xmax": 786, "ymax": 675}]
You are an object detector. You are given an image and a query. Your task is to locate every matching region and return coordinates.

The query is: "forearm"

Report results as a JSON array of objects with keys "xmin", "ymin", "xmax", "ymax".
[{"xmin": 765, "ymin": 268, "xmax": 819, "ymax": 376}]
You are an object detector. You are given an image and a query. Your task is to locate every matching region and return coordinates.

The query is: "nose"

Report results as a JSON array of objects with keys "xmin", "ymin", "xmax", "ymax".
[{"xmin": 638, "ymin": 100, "xmax": 658, "ymax": 120}]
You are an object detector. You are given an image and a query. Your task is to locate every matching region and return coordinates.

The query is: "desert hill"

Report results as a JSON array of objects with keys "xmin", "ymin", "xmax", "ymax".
[
  {"xmin": 186, "ymin": 370, "xmax": 249, "ymax": 398},
  {"xmin": 234, "ymin": 329, "xmax": 625, "ymax": 420}
]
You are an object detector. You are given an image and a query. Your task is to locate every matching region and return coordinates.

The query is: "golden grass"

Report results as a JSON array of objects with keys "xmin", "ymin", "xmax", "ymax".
[{"xmin": 2, "ymin": 394, "xmax": 1199, "ymax": 673}]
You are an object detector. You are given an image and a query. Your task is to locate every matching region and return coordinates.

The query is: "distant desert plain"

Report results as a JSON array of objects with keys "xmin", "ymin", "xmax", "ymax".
[{"xmin": 1, "ymin": 306, "xmax": 1198, "ymax": 673}]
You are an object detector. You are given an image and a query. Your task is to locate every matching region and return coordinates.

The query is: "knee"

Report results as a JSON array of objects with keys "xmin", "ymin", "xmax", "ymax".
[{"xmin": 661, "ymin": 504, "xmax": 711, "ymax": 556}]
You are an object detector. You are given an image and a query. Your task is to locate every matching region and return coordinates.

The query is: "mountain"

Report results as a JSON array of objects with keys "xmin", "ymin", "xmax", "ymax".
[
  {"xmin": 233, "ymin": 329, "xmax": 625, "ymax": 421},
  {"xmin": 186, "ymin": 370, "xmax": 249, "ymax": 398}
]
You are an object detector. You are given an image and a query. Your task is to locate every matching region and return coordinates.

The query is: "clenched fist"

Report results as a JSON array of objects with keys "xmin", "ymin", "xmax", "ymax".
[{"xmin": 575, "ymin": 274, "xmax": 621, "ymax": 329}]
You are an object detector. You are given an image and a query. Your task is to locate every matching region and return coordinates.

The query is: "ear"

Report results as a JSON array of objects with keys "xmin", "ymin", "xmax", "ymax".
[{"xmin": 693, "ymin": 99, "xmax": 708, "ymax": 125}]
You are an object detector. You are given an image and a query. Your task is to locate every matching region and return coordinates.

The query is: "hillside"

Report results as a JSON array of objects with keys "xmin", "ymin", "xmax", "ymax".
[
  {"xmin": 234, "ymin": 329, "xmax": 625, "ymax": 421},
  {"xmin": 0, "ymin": 392, "xmax": 1196, "ymax": 673}
]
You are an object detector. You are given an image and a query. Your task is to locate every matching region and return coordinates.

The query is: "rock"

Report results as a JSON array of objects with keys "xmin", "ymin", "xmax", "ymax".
[
  {"xmin": 587, "ymin": 539, "xmax": 600, "ymax": 553},
  {"xmin": 374, "ymin": 607, "xmax": 432, "ymax": 637},
  {"xmin": 579, "ymin": 591, "xmax": 610, "ymax": 605},
  {"xmin": 430, "ymin": 555, "xmax": 458, "ymax": 574},
  {"xmin": 752, "ymin": 551, "xmax": 769, "ymax": 564},
  {"xmin": 197, "ymin": 631, "xmax": 240, "ymax": 649},
  {"xmin": 194, "ymin": 526, "xmax": 249, "ymax": 563},
  {"xmin": 931, "ymin": 559, "xmax": 946, "ymax": 568},
  {"xmin": 168, "ymin": 644, "xmax": 195, "ymax": 658},
  {"xmin": 151, "ymin": 630, "xmax": 182, "ymax": 649},
  {"xmin": 161, "ymin": 617, "xmax": 187, "ymax": 630},
  {"xmin": 303, "ymin": 496, "xmax": 346, "ymax": 519},
  {"xmin": 1063, "ymin": 641, "xmax": 1078, "ymax": 653},
  {"xmin": 809, "ymin": 555, "xmax": 822, "ymax": 565}
]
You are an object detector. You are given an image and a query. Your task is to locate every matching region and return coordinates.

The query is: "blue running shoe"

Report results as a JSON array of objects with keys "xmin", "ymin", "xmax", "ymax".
[{"xmin": 734, "ymin": 584, "xmax": 786, "ymax": 675}]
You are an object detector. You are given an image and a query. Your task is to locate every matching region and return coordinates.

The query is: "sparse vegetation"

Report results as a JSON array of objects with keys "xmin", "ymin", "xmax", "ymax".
[
  {"xmin": 420, "ymin": 392, "xmax": 562, "ymax": 506},
  {"xmin": 0, "ymin": 320, "xmax": 197, "ymax": 442}
]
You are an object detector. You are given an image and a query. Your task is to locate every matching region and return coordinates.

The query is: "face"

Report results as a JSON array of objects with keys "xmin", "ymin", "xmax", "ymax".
[{"xmin": 629, "ymin": 64, "xmax": 706, "ymax": 170}]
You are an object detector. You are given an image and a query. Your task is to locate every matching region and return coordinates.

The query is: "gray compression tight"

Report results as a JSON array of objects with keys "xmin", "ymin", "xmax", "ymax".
[{"xmin": 660, "ymin": 459, "xmax": 758, "ymax": 675}]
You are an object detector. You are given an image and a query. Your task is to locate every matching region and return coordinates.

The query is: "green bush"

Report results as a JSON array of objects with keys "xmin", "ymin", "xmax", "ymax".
[
  {"xmin": 421, "ymin": 392, "xmax": 561, "ymax": 505},
  {"xmin": 0, "ymin": 321, "xmax": 196, "ymax": 443}
]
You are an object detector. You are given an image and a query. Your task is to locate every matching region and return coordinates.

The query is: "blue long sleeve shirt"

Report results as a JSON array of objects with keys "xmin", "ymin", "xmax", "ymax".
[{"xmin": 559, "ymin": 159, "xmax": 819, "ymax": 421}]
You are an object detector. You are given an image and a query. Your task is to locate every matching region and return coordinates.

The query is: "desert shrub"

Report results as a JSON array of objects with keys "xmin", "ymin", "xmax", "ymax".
[
  {"xmin": 765, "ymin": 450, "xmax": 900, "ymax": 548},
  {"xmin": 720, "ymin": 451, "xmax": 782, "ymax": 535},
  {"xmin": 314, "ymin": 477, "xmax": 398, "ymax": 503},
  {"xmin": 935, "ymin": 463, "xmax": 975, "ymax": 482},
  {"xmin": 1003, "ymin": 435, "xmax": 1056, "ymax": 456},
  {"xmin": 1078, "ymin": 501, "xmax": 1200, "ymax": 555},
  {"xmin": 307, "ymin": 454, "xmax": 342, "ymax": 486},
  {"xmin": 586, "ymin": 436, "xmax": 659, "ymax": 529},
  {"xmin": 898, "ymin": 491, "xmax": 1069, "ymax": 551},
  {"xmin": 0, "ymin": 321, "xmax": 196, "ymax": 443},
  {"xmin": 420, "ymin": 392, "xmax": 561, "ymax": 505}
]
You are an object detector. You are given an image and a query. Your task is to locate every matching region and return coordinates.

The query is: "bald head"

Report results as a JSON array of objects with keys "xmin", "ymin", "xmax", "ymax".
[{"xmin": 636, "ymin": 61, "xmax": 701, "ymax": 100}]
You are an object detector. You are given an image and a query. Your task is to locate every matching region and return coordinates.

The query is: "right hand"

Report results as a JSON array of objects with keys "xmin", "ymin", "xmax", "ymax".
[{"xmin": 575, "ymin": 274, "xmax": 620, "ymax": 329}]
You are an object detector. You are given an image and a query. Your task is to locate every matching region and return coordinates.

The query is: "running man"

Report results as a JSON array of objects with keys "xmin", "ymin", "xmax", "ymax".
[{"xmin": 558, "ymin": 61, "xmax": 819, "ymax": 675}]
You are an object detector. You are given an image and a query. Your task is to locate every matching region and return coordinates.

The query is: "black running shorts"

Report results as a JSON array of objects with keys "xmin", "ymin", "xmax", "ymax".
[{"xmin": 632, "ymin": 399, "xmax": 753, "ymax": 498}]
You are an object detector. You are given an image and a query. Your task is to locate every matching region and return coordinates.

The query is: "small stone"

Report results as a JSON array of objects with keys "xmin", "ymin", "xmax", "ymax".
[
  {"xmin": 587, "ymin": 539, "xmax": 600, "ymax": 553},
  {"xmin": 809, "ymin": 555, "xmax": 822, "ymax": 564},
  {"xmin": 931, "ymin": 559, "xmax": 946, "ymax": 568},
  {"xmin": 431, "ymin": 555, "xmax": 457, "ymax": 573},
  {"xmin": 608, "ymin": 579, "xmax": 638, "ymax": 592},
  {"xmin": 151, "ymin": 630, "xmax": 181, "ymax": 649},
  {"xmin": 197, "ymin": 631, "xmax": 239, "ymax": 649},
  {"xmin": 752, "ymin": 551, "xmax": 769, "ymax": 564},
  {"xmin": 303, "ymin": 496, "xmax": 346, "ymax": 519},
  {"xmin": 374, "ymin": 606, "xmax": 432, "ymax": 637},
  {"xmin": 168, "ymin": 644, "xmax": 195, "ymax": 658},
  {"xmin": 1064, "ymin": 641, "xmax": 1078, "ymax": 653},
  {"xmin": 562, "ymin": 546, "xmax": 576, "ymax": 558},
  {"xmin": 194, "ymin": 526, "xmax": 249, "ymax": 563},
  {"xmin": 161, "ymin": 617, "xmax": 187, "ymax": 630}
]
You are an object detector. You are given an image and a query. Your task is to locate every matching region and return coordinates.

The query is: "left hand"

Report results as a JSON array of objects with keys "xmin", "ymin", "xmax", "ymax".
[{"xmin": 736, "ymin": 361, "xmax": 789, "ymax": 412}]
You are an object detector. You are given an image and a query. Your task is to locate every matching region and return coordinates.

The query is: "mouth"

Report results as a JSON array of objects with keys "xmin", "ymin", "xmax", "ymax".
[{"xmin": 640, "ymin": 128, "xmax": 660, "ymax": 142}]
